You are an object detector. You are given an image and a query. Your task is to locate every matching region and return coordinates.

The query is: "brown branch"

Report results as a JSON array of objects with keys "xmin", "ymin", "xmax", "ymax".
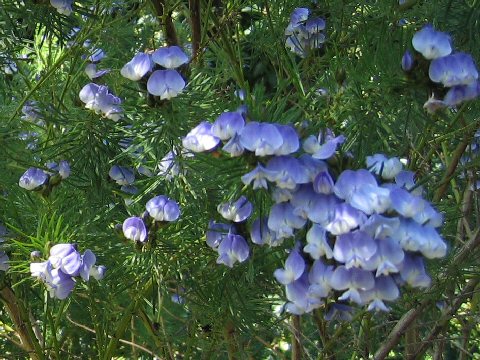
[
  {"xmin": 189, "ymin": 0, "xmax": 201, "ymax": 62},
  {"xmin": 433, "ymin": 128, "xmax": 476, "ymax": 203},
  {"xmin": 291, "ymin": 315, "xmax": 303, "ymax": 360},
  {"xmin": 374, "ymin": 228, "xmax": 480, "ymax": 359},
  {"xmin": 0, "ymin": 286, "xmax": 44, "ymax": 360},
  {"xmin": 66, "ymin": 315, "xmax": 160, "ymax": 358},
  {"xmin": 407, "ymin": 278, "xmax": 480, "ymax": 360},
  {"xmin": 150, "ymin": 0, "xmax": 178, "ymax": 46}
]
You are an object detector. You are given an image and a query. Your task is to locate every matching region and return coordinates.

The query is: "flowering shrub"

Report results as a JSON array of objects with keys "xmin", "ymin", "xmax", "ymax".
[{"xmin": 1, "ymin": 2, "xmax": 480, "ymax": 359}]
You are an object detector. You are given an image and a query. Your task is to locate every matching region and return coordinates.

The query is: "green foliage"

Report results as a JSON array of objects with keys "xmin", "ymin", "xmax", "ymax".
[{"xmin": 0, "ymin": 0, "xmax": 480, "ymax": 359}]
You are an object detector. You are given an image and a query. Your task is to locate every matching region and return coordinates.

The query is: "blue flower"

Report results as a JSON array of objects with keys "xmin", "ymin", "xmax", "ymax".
[
  {"xmin": 122, "ymin": 217, "xmax": 147, "ymax": 243},
  {"xmin": 412, "ymin": 24, "xmax": 452, "ymax": 60},
  {"xmin": 217, "ymin": 196, "xmax": 253, "ymax": 222},
  {"xmin": 147, "ymin": 70, "xmax": 186, "ymax": 99},
  {"xmin": 182, "ymin": 121, "xmax": 220, "ymax": 153},
  {"xmin": 401, "ymin": 49, "xmax": 414, "ymax": 71},
  {"xmin": 212, "ymin": 112, "xmax": 245, "ymax": 141},
  {"xmin": 443, "ymin": 81, "xmax": 480, "ymax": 106},
  {"xmin": 274, "ymin": 250, "xmax": 305, "ymax": 285},
  {"xmin": 303, "ymin": 129, "xmax": 345, "ymax": 160},
  {"xmin": 79, "ymin": 83, "xmax": 123, "ymax": 121},
  {"xmin": 239, "ymin": 122, "xmax": 284, "ymax": 156},
  {"xmin": 0, "ymin": 251, "xmax": 8, "ymax": 272},
  {"xmin": 216, "ymin": 232, "xmax": 250, "ymax": 267},
  {"xmin": 359, "ymin": 275, "xmax": 399, "ymax": 312},
  {"xmin": 250, "ymin": 217, "xmax": 280, "ymax": 246},
  {"xmin": 146, "ymin": 195, "xmax": 180, "ymax": 222},
  {"xmin": 19, "ymin": 167, "xmax": 48, "ymax": 190},
  {"xmin": 121, "ymin": 52, "xmax": 153, "ymax": 81},
  {"xmin": 206, "ymin": 220, "xmax": 233, "ymax": 249},
  {"xmin": 304, "ymin": 224, "xmax": 333, "ymax": 259},
  {"xmin": 152, "ymin": 46, "xmax": 189, "ymax": 69},
  {"xmin": 366, "ymin": 154, "xmax": 403, "ymax": 180},
  {"xmin": 109, "ymin": 165, "xmax": 135, "ymax": 185},
  {"xmin": 429, "ymin": 53, "xmax": 478, "ymax": 87},
  {"xmin": 85, "ymin": 63, "xmax": 109, "ymax": 80}
]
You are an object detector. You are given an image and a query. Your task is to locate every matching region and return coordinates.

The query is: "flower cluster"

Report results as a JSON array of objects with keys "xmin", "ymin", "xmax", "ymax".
[
  {"xmin": 121, "ymin": 46, "xmax": 188, "ymax": 100},
  {"xmin": 30, "ymin": 244, "xmax": 106, "ymax": 299},
  {"xmin": 184, "ymin": 105, "xmax": 446, "ymax": 315},
  {"xmin": 19, "ymin": 161, "xmax": 70, "ymax": 193},
  {"xmin": 405, "ymin": 24, "xmax": 479, "ymax": 111},
  {"xmin": 79, "ymin": 83, "xmax": 123, "ymax": 121},
  {"xmin": 122, "ymin": 195, "xmax": 180, "ymax": 244},
  {"xmin": 206, "ymin": 196, "xmax": 253, "ymax": 267},
  {"xmin": 285, "ymin": 8, "xmax": 326, "ymax": 57}
]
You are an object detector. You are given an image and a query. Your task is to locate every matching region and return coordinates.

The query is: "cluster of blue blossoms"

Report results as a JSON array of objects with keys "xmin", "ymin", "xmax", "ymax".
[
  {"xmin": 79, "ymin": 83, "xmax": 123, "ymax": 121},
  {"xmin": 121, "ymin": 46, "xmax": 188, "ymax": 100},
  {"xmin": 402, "ymin": 24, "xmax": 479, "ymax": 111},
  {"xmin": 285, "ymin": 8, "xmax": 326, "ymax": 57},
  {"xmin": 122, "ymin": 195, "xmax": 180, "ymax": 244},
  {"xmin": 30, "ymin": 244, "xmax": 105, "ymax": 299},
  {"xmin": 19, "ymin": 161, "xmax": 70, "ymax": 194},
  {"xmin": 180, "ymin": 106, "xmax": 446, "ymax": 315}
]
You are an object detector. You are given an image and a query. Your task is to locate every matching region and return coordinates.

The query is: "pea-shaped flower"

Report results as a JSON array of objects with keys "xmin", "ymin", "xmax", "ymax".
[
  {"xmin": 182, "ymin": 121, "xmax": 220, "ymax": 153},
  {"xmin": 121, "ymin": 52, "xmax": 153, "ymax": 81},
  {"xmin": 146, "ymin": 195, "xmax": 180, "ymax": 222},
  {"xmin": 109, "ymin": 165, "xmax": 135, "ymax": 185},
  {"xmin": 412, "ymin": 24, "xmax": 452, "ymax": 60},
  {"xmin": 217, "ymin": 196, "xmax": 253, "ymax": 222},
  {"xmin": 19, "ymin": 167, "xmax": 48, "ymax": 190},
  {"xmin": 147, "ymin": 70, "xmax": 186, "ymax": 99},
  {"xmin": 122, "ymin": 217, "xmax": 147, "ymax": 243},
  {"xmin": 152, "ymin": 46, "xmax": 189, "ymax": 69}
]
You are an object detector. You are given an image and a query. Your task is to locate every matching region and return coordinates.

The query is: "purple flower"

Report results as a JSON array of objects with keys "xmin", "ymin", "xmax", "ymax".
[
  {"xmin": 395, "ymin": 170, "xmax": 423, "ymax": 196},
  {"xmin": 274, "ymin": 250, "xmax": 305, "ymax": 285},
  {"xmin": 401, "ymin": 49, "xmax": 414, "ymax": 71},
  {"xmin": 49, "ymin": 244, "xmax": 82, "ymax": 276},
  {"xmin": 308, "ymin": 260, "xmax": 334, "ymax": 299},
  {"xmin": 429, "ymin": 53, "xmax": 478, "ymax": 87},
  {"xmin": 182, "ymin": 121, "xmax": 220, "ymax": 153},
  {"xmin": 306, "ymin": 18, "xmax": 326, "ymax": 33},
  {"xmin": 212, "ymin": 112, "xmax": 245, "ymax": 141},
  {"xmin": 329, "ymin": 266, "xmax": 375, "ymax": 304},
  {"xmin": 313, "ymin": 169, "xmax": 335, "ymax": 194},
  {"xmin": 303, "ymin": 130, "xmax": 345, "ymax": 160},
  {"xmin": 222, "ymin": 134, "xmax": 245, "ymax": 157},
  {"xmin": 334, "ymin": 169, "xmax": 377, "ymax": 201},
  {"xmin": 109, "ymin": 165, "xmax": 135, "ymax": 185},
  {"xmin": 289, "ymin": 8, "xmax": 309, "ymax": 25},
  {"xmin": 398, "ymin": 254, "xmax": 431, "ymax": 288},
  {"xmin": 121, "ymin": 52, "xmax": 153, "ymax": 81},
  {"xmin": 304, "ymin": 224, "xmax": 333, "ymax": 259},
  {"xmin": 239, "ymin": 122, "xmax": 284, "ymax": 156},
  {"xmin": 273, "ymin": 124, "xmax": 300, "ymax": 155},
  {"xmin": 216, "ymin": 233, "xmax": 249, "ymax": 267},
  {"xmin": 333, "ymin": 231, "xmax": 377, "ymax": 269},
  {"xmin": 250, "ymin": 217, "xmax": 281, "ymax": 246},
  {"xmin": 362, "ymin": 237, "xmax": 404, "ymax": 276},
  {"xmin": 147, "ymin": 70, "xmax": 186, "ymax": 99},
  {"xmin": 267, "ymin": 202, "xmax": 307, "ymax": 239},
  {"xmin": 85, "ymin": 63, "xmax": 109, "ymax": 80},
  {"xmin": 266, "ymin": 156, "xmax": 311, "ymax": 189},
  {"xmin": 366, "ymin": 154, "xmax": 403, "ymax": 180},
  {"xmin": 324, "ymin": 303, "xmax": 354, "ymax": 321},
  {"xmin": 324, "ymin": 203, "xmax": 367, "ymax": 235},
  {"xmin": 146, "ymin": 195, "xmax": 180, "ymax": 222},
  {"xmin": 390, "ymin": 188, "xmax": 425, "ymax": 218},
  {"xmin": 152, "ymin": 46, "xmax": 189, "ymax": 69},
  {"xmin": 30, "ymin": 261, "xmax": 75, "ymax": 300},
  {"xmin": 285, "ymin": 273, "xmax": 323, "ymax": 315},
  {"xmin": 443, "ymin": 81, "xmax": 480, "ymax": 106},
  {"xmin": 206, "ymin": 220, "xmax": 233, "ymax": 249},
  {"xmin": 241, "ymin": 164, "xmax": 278, "ymax": 189},
  {"xmin": 79, "ymin": 83, "xmax": 123, "ymax": 121},
  {"xmin": 412, "ymin": 24, "xmax": 452, "ymax": 60},
  {"xmin": 19, "ymin": 167, "xmax": 48, "ymax": 190},
  {"xmin": 359, "ymin": 275, "xmax": 399, "ymax": 312},
  {"xmin": 217, "ymin": 196, "xmax": 253, "ymax": 222},
  {"xmin": 122, "ymin": 217, "xmax": 147, "ymax": 243}
]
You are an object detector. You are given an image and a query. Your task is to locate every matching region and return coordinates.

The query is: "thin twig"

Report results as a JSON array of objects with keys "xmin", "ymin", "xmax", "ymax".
[
  {"xmin": 189, "ymin": 0, "xmax": 201, "ymax": 61},
  {"xmin": 66, "ymin": 315, "xmax": 160, "ymax": 358}
]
